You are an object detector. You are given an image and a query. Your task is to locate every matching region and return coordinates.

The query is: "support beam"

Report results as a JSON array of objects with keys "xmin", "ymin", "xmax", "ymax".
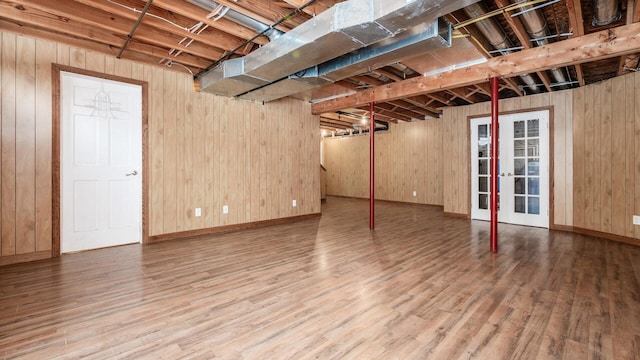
[
  {"xmin": 312, "ymin": 22, "xmax": 640, "ymax": 114},
  {"xmin": 565, "ymin": 0, "xmax": 586, "ymax": 86},
  {"xmin": 369, "ymin": 102, "xmax": 375, "ymax": 230},
  {"xmin": 490, "ymin": 77, "xmax": 499, "ymax": 253}
]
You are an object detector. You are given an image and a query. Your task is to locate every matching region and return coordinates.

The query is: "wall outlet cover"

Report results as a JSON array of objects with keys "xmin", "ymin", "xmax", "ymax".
[
  {"xmin": 223, "ymin": 205, "xmax": 229, "ymax": 214},
  {"xmin": 634, "ymin": 215, "xmax": 640, "ymax": 225},
  {"xmin": 292, "ymin": 200, "xmax": 297, "ymax": 207},
  {"xmin": 195, "ymin": 208, "xmax": 201, "ymax": 217},
  {"xmin": 412, "ymin": 191, "xmax": 417, "ymax": 197}
]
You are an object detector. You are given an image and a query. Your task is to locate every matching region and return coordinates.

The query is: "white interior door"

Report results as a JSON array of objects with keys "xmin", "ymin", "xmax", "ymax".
[
  {"xmin": 61, "ymin": 72, "xmax": 142, "ymax": 253},
  {"xmin": 470, "ymin": 110, "xmax": 549, "ymax": 228}
]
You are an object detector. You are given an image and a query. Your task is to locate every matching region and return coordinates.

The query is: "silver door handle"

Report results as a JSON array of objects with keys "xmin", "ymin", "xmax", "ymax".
[{"xmin": 126, "ymin": 170, "xmax": 138, "ymax": 176}]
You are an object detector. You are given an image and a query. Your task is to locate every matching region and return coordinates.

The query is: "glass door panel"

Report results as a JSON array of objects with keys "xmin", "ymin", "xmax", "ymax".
[{"xmin": 470, "ymin": 110, "xmax": 549, "ymax": 228}]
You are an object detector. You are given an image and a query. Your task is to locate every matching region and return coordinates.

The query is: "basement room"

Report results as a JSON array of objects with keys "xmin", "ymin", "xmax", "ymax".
[{"xmin": 1, "ymin": 0, "xmax": 639, "ymax": 358}]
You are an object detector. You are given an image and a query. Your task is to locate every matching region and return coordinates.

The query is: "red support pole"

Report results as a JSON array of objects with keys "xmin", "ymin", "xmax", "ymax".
[
  {"xmin": 369, "ymin": 101, "xmax": 375, "ymax": 230},
  {"xmin": 490, "ymin": 77, "xmax": 499, "ymax": 253}
]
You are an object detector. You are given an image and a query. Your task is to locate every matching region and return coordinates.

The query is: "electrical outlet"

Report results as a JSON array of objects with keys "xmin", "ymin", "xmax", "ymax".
[
  {"xmin": 292, "ymin": 199, "xmax": 297, "ymax": 207},
  {"xmin": 634, "ymin": 215, "xmax": 640, "ymax": 225},
  {"xmin": 195, "ymin": 208, "xmax": 201, "ymax": 217},
  {"xmin": 412, "ymin": 191, "xmax": 417, "ymax": 197},
  {"xmin": 222, "ymin": 205, "xmax": 229, "ymax": 214}
]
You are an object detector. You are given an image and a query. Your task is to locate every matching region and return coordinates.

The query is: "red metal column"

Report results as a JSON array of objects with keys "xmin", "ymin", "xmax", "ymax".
[
  {"xmin": 369, "ymin": 102, "xmax": 375, "ymax": 230},
  {"xmin": 490, "ymin": 77, "xmax": 499, "ymax": 252}
]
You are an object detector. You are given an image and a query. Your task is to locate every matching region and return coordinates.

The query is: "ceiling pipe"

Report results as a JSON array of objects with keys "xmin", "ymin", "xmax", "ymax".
[
  {"xmin": 187, "ymin": 0, "xmax": 284, "ymax": 40},
  {"xmin": 593, "ymin": 0, "xmax": 621, "ymax": 26},
  {"xmin": 117, "ymin": 0, "xmax": 154, "ymax": 58},
  {"xmin": 511, "ymin": 0, "xmax": 568, "ymax": 87},
  {"xmin": 463, "ymin": 3, "xmax": 539, "ymax": 92}
]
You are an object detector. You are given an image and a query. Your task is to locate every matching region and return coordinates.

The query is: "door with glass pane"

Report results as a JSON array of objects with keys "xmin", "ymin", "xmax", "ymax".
[{"xmin": 470, "ymin": 110, "xmax": 549, "ymax": 228}]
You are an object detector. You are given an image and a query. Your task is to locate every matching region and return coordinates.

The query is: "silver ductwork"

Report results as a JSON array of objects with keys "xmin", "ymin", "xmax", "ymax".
[
  {"xmin": 199, "ymin": 0, "xmax": 479, "ymax": 97},
  {"xmin": 188, "ymin": 0, "xmax": 284, "ymax": 40},
  {"xmin": 593, "ymin": 0, "xmax": 621, "ymax": 26},
  {"xmin": 239, "ymin": 18, "xmax": 451, "ymax": 102},
  {"xmin": 511, "ymin": 0, "xmax": 567, "ymax": 87},
  {"xmin": 463, "ymin": 3, "xmax": 539, "ymax": 92}
]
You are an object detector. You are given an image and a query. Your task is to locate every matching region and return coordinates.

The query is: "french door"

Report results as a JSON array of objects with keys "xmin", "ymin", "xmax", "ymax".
[{"xmin": 470, "ymin": 110, "xmax": 549, "ymax": 228}]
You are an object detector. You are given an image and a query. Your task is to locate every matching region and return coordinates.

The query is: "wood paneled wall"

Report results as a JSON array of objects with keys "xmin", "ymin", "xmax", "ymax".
[
  {"xmin": 441, "ymin": 90, "xmax": 574, "ymax": 227},
  {"xmin": 0, "ymin": 30, "xmax": 320, "ymax": 264},
  {"xmin": 324, "ymin": 120, "xmax": 443, "ymax": 206},
  {"xmin": 573, "ymin": 72, "xmax": 639, "ymax": 241}
]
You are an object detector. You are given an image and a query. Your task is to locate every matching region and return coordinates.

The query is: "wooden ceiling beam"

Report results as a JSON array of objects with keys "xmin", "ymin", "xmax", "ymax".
[
  {"xmin": 425, "ymin": 93, "xmax": 451, "ymax": 106},
  {"xmin": 352, "ymin": 75, "xmax": 386, "ymax": 87},
  {"xmin": 0, "ymin": 19, "xmax": 198, "ymax": 74},
  {"xmin": 75, "ymin": 0, "xmax": 252, "ymax": 55},
  {"xmin": 387, "ymin": 100, "xmax": 433, "ymax": 118},
  {"xmin": 565, "ymin": 0, "xmax": 586, "ymax": 86},
  {"xmin": 495, "ymin": 0, "xmax": 557, "ymax": 92},
  {"xmin": 372, "ymin": 104, "xmax": 419, "ymax": 121},
  {"xmin": 373, "ymin": 68, "xmax": 405, "ymax": 82},
  {"xmin": 446, "ymin": 88, "xmax": 477, "ymax": 104},
  {"xmin": 312, "ymin": 22, "xmax": 640, "ymax": 114},
  {"xmin": 279, "ymin": 0, "xmax": 335, "ymax": 17},
  {"xmin": 537, "ymin": 71, "xmax": 553, "ymax": 92},
  {"xmin": 494, "ymin": 0, "xmax": 532, "ymax": 50},
  {"xmin": 211, "ymin": 0, "xmax": 307, "ymax": 32},
  {"xmin": 0, "ymin": 6, "xmax": 212, "ymax": 69},
  {"xmin": 502, "ymin": 78, "xmax": 525, "ymax": 96},
  {"xmin": 9, "ymin": 0, "xmax": 226, "ymax": 61},
  {"xmin": 212, "ymin": 0, "xmax": 294, "ymax": 31},
  {"xmin": 618, "ymin": 0, "xmax": 640, "ymax": 75},
  {"xmin": 474, "ymin": 82, "xmax": 491, "ymax": 96},
  {"xmin": 151, "ymin": 0, "xmax": 269, "ymax": 45},
  {"xmin": 403, "ymin": 98, "xmax": 442, "ymax": 117}
]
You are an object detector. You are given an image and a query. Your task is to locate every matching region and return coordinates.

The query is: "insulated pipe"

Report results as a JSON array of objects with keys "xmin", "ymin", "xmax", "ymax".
[
  {"xmin": 188, "ymin": 0, "xmax": 284, "ymax": 40},
  {"xmin": 464, "ymin": 3, "xmax": 539, "ymax": 92},
  {"xmin": 593, "ymin": 0, "xmax": 621, "ymax": 26},
  {"xmin": 117, "ymin": 0, "xmax": 153, "ymax": 58},
  {"xmin": 511, "ymin": 1, "xmax": 568, "ymax": 86},
  {"xmin": 369, "ymin": 102, "xmax": 375, "ymax": 230},
  {"xmin": 490, "ymin": 77, "xmax": 499, "ymax": 253}
]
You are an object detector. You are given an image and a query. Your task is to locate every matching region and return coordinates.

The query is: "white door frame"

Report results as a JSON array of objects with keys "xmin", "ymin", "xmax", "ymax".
[
  {"xmin": 52, "ymin": 65, "xmax": 148, "ymax": 256},
  {"xmin": 470, "ymin": 108, "xmax": 552, "ymax": 228}
]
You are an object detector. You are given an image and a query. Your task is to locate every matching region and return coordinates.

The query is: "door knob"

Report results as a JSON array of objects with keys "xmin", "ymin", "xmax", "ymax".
[
  {"xmin": 500, "ymin": 173, "xmax": 505, "ymax": 176},
  {"xmin": 126, "ymin": 170, "xmax": 138, "ymax": 176}
]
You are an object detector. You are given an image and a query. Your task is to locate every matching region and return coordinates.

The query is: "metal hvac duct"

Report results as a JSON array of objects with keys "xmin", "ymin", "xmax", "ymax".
[
  {"xmin": 199, "ymin": 0, "xmax": 479, "ymax": 97},
  {"xmin": 511, "ymin": 0, "xmax": 568, "ymax": 87},
  {"xmin": 593, "ymin": 0, "xmax": 621, "ymax": 26},
  {"xmin": 463, "ymin": 3, "xmax": 539, "ymax": 92},
  {"xmin": 238, "ymin": 18, "xmax": 452, "ymax": 102}
]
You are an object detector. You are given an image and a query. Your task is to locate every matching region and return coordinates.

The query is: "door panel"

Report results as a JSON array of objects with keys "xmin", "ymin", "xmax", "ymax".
[
  {"xmin": 470, "ymin": 110, "xmax": 549, "ymax": 228},
  {"xmin": 61, "ymin": 72, "xmax": 142, "ymax": 253}
]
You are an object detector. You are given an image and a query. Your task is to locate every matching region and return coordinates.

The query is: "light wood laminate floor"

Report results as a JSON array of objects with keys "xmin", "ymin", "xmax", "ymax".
[{"xmin": 1, "ymin": 197, "xmax": 640, "ymax": 359}]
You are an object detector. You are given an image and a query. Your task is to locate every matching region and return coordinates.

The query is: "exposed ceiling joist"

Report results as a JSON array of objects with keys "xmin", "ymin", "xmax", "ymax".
[
  {"xmin": 151, "ymin": 0, "xmax": 270, "ymax": 45},
  {"xmin": 565, "ymin": 0, "xmax": 586, "ymax": 86},
  {"xmin": 618, "ymin": 0, "xmax": 640, "ymax": 75},
  {"xmin": 312, "ymin": 22, "xmax": 640, "ymax": 114}
]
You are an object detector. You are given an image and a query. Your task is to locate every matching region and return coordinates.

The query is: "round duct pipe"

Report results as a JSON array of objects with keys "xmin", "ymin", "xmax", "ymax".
[
  {"xmin": 593, "ymin": 0, "xmax": 621, "ymax": 26},
  {"xmin": 464, "ymin": 3, "xmax": 539, "ymax": 92}
]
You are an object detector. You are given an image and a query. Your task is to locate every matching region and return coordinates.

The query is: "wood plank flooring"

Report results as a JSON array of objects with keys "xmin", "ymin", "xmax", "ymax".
[{"xmin": 1, "ymin": 196, "xmax": 639, "ymax": 359}]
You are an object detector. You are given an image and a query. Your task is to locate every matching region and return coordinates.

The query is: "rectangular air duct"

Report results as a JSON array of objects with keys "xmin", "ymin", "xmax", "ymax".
[
  {"xmin": 239, "ymin": 18, "xmax": 451, "ymax": 102},
  {"xmin": 199, "ymin": 0, "xmax": 478, "ymax": 97}
]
